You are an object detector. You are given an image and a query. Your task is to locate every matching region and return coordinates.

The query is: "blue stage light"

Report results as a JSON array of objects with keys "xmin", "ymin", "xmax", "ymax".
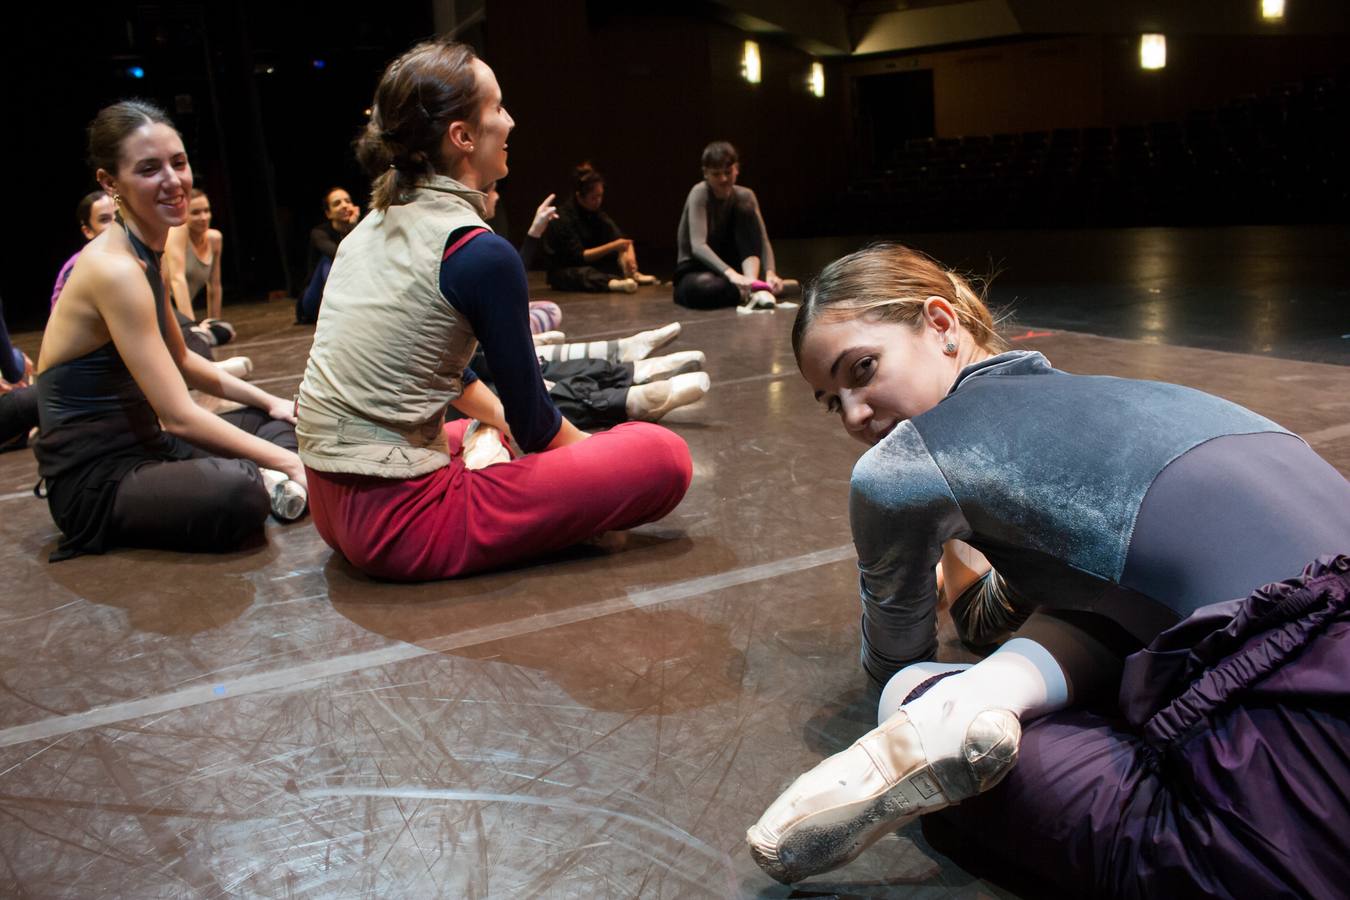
[
  {"xmin": 313, "ymin": 59, "xmax": 326, "ymax": 69},
  {"xmin": 128, "ymin": 66, "xmax": 145, "ymax": 79}
]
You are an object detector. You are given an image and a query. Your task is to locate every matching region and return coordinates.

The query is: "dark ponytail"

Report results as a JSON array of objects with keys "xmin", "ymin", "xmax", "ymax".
[{"xmin": 356, "ymin": 39, "xmax": 481, "ymax": 211}]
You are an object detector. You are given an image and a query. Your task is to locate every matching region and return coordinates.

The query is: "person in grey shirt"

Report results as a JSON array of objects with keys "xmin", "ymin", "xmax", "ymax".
[{"xmin": 674, "ymin": 141, "xmax": 794, "ymax": 312}]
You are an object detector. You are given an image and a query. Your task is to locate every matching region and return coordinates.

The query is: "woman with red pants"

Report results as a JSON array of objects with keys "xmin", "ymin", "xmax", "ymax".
[{"xmin": 295, "ymin": 39, "xmax": 692, "ymax": 580}]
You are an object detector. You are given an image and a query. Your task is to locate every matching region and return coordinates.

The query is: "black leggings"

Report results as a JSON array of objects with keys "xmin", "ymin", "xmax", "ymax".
[
  {"xmin": 674, "ymin": 195, "xmax": 766, "ymax": 309},
  {"xmin": 107, "ymin": 408, "xmax": 296, "ymax": 553},
  {"xmin": 174, "ymin": 309, "xmax": 214, "ymax": 361}
]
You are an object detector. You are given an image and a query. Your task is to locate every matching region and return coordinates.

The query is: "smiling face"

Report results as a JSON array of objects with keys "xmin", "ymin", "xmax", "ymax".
[
  {"xmin": 798, "ymin": 310, "xmax": 960, "ymax": 446},
  {"xmin": 324, "ymin": 188, "xmax": 358, "ymax": 228},
  {"xmin": 462, "ymin": 59, "xmax": 514, "ymax": 185},
  {"xmin": 187, "ymin": 192, "xmax": 211, "ymax": 237},
  {"xmin": 98, "ymin": 122, "xmax": 192, "ymax": 235},
  {"xmin": 703, "ymin": 162, "xmax": 739, "ymax": 200}
]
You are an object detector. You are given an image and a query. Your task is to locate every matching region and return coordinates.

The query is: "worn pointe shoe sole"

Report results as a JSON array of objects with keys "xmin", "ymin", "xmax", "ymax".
[
  {"xmin": 259, "ymin": 468, "xmax": 308, "ymax": 522},
  {"xmin": 746, "ymin": 707, "xmax": 1020, "ymax": 884},
  {"xmin": 461, "ymin": 421, "xmax": 511, "ymax": 470}
]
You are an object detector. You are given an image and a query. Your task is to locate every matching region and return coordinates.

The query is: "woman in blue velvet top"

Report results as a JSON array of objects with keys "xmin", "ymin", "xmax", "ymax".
[{"xmin": 745, "ymin": 242, "xmax": 1350, "ymax": 885}]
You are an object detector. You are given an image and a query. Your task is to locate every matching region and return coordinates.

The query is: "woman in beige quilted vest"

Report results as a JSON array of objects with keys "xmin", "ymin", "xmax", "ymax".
[{"xmin": 295, "ymin": 39, "xmax": 693, "ymax": 580}]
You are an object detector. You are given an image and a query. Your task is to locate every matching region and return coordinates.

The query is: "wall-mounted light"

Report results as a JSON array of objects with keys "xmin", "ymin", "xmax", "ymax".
[
  {"xmin": 1139, "ymin": 34, "xmax": 1166, "ymax": 70},
  {"xmin": 741, "ymin": 40, "xmax": 762, "ymax": 84},
  {"xmin": 1261, "ymin": 0, "xmax": 1285, "ymax": 21},
  {"xmin": 808, "ymin": 61, "xmax": 825, "ymax": 98}
]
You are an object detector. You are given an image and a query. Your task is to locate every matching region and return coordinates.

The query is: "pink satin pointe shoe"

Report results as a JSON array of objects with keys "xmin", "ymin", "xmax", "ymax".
[{"xmin": 746, "ymin": 704, "xmax": 1020, "ymax": 883}]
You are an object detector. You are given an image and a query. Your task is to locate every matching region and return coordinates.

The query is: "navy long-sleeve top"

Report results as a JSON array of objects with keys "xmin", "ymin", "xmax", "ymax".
[{"xmin": 439, "ymin": 226, "xmax": 560, "ymax": 452}]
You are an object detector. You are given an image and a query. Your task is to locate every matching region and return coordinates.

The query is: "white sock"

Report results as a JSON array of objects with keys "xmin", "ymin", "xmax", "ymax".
[{"xmin": 882, "ymin": 638, "xmax": 1069, "ymax": 763}]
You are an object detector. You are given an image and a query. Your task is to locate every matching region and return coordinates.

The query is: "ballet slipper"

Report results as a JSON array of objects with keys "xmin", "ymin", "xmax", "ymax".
[
  {"xmin": 259, "ymin": 468, "xmax": 308, "ymax": 522},
  {"xmin": 461, "ymin": 420, "xmax": 511, "ymax": 470},
  {"xmin": 617, "ymin": 323, "xmax": 681, "ymax": 362},
  {"xmin": 624, "ymin": 372, "xmax": 710, "ymax": 422},
  {"xmin": 746, "ymin": 704, "xmax": 1020, "ymax": 883},
  {"xmin": 632, "ymin": 350, "xmax": 705, "ymax": 384},
  {"xmin": 607, "ymin": 277, "xmax": 639, "ymax": 294}
]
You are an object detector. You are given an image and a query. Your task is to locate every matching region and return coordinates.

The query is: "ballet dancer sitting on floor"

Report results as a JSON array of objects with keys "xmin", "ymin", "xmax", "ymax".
[
  {"xmin": 674, "ymin": 140, "xmax": 797, "ymax": 313},
  {"xmin": 34, "ymin": 100, "xmax": 307, "ymax": 561},
  {"xmin": 544, "ymin": 162, "xmax": 656, "ymax": 294},
  {"xmin": 295, "ymin": 38, "xmax": 692, "ymax": 581},
  {"xmin": 163, "ymin": 188, "xmax": 243, "ymax": 351},
  {"xmin": 745, "ymin": 243, "xmax": 1350, "ymax": 896}
]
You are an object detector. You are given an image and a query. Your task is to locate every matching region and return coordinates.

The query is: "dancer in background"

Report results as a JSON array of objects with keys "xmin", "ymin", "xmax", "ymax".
[
  {"xmin": 545, "ymin": 162, "xmax": 655, "ymax": 294},
  {"xmin": 163, "ymin": 188, "xmax": 239, "ymax": 349},
  {"xmin": 674, "ymin": 141, "xmax": 795, "ymax": 313},
  {"xmin": 296, "ymin": 186, "xmax": 360, "ymax": 324}
]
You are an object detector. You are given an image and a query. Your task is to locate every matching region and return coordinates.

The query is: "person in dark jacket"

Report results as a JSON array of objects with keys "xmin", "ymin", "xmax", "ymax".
[
  {"xmin": 296, "ymin": 186, "xmax": 360, "ymax": 324},
  {"xmin": 745, "ymin": 243, "xmax": 1350, "ymax": 888},
  {"xmin": 544, "ymin": 162, "xmax": 655, "ymax": 294}
]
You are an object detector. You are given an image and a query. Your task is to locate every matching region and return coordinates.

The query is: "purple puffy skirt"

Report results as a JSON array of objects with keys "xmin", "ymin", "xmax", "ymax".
[{"xmin": 923, "ymin": 555, "xmax": 1350, "ymax": 900}]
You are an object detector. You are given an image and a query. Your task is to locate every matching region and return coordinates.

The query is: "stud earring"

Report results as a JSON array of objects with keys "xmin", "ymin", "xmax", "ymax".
[{"xmin": 944, "ymin": 340, "xmax": 957, "ymax": 354}]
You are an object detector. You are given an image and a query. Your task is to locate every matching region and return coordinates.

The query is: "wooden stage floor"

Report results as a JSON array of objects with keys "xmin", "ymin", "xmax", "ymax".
[{"xmin": 2, "ymin": 230, "xmax": 1348, "ymax": 898}]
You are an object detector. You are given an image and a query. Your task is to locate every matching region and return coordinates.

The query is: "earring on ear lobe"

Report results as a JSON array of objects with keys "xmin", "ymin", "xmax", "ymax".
[{"xmin": 944, "ymin": 340, "xmax": 957, "ymax": 354}]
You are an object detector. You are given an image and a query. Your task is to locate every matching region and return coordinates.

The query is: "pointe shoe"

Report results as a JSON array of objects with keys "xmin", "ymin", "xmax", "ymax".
[
  {"xmin": 199, "ymin": 318, "xmax": 236, "ymax": 346},
  {"xmin": 607, "ymin": 277, "xmax": 639, "ymax": 294},
  {"xmin": 633, "ymin": 272, "xmax": 658, "ymax": 285},
  {"xmin": 737, "ymin": 290, "xmax": 778, "ymax": 315},
  {"xmin": 533, "ymin": 330, "xmax": 565, "ymax": 346},
  {"xmin": 618, "ymin": 322, "xmax": 682, "ymax": 362},
  {"xmin": 259, "ymin": 468, "xmax": 308, "ymax": 522},
  {"xmin": 214, "ymin": 356, "xmax": 254, "ymax": 380},
  {"xmin": 625, "ymin": 372, "xmax": 710, "ymax": 422},
  {"xmin": 746, "ymin": 705, "xmax": 1020, "ymax": 884},
  {"xmin": 632, "ymin": 350, "xmax": 705, "ymax": 384},
  {"xmin": 461, "ymin": 420, "xmax": 511, "ymax": 470}
]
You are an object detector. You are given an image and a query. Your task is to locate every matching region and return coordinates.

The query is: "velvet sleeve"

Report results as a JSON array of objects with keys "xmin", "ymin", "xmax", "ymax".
[{"xmin": 849, "ymin": 422, "xmax": 971, "ymax": 684}]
